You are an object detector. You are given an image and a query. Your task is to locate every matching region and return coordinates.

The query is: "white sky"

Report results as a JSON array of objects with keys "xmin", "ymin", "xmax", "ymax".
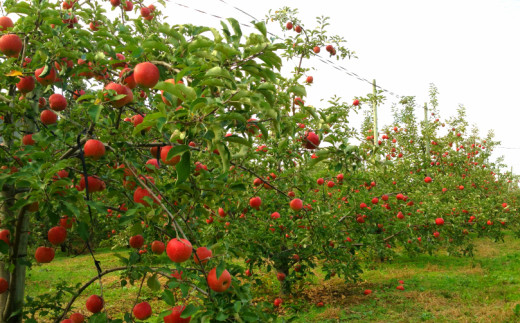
[{"xmin": 161, "ymin": 0, "xmax": 520, "ymax": 172}]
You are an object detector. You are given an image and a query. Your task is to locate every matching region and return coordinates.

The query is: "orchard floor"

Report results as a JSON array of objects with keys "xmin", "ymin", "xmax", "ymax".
[{"xmin": 27, "ymin": 233, "xmax": 520, "ymax": 323}]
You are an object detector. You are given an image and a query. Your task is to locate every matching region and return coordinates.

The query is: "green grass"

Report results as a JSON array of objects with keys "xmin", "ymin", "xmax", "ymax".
[{"xmin": 26, "ymin": 236, "xmax": 520, "ymax": 322}]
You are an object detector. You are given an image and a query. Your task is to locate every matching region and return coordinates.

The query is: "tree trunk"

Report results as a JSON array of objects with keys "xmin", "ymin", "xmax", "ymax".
[{"xmin": 0, "ymin": 189, "xmax": 28, "ymax": 323}]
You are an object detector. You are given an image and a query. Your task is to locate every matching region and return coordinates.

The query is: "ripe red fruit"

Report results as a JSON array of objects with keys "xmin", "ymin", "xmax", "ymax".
[
  {"xmin": 78, "ymin": 175, "xmax": 105, "ymax": 193},
  {"xmin": 435, "ymin": 218, "xmax": 444, "ymax": 226},
  {"xmin": 371, "ymin": 197, "xmax": 379, "ymax": 204},
  {"xmin": 160, "ymin": 78, "xmax": 178, "ymax": 106},
  {"xmin": 151, "ymin": 241, "xmax": 165, "ymax": 254},
  {"xmin": 325, "ymin": 44, "xmax": 334, "ymax": 52},
  {"xmin": 140, "ymin": 7, "xmax": 151, "ymax": 18},
  {"xmin": 273, "ymin": 298, "xmax": 283, "ymax": 307},
  {"xmin": 424, "ymin": 176, "xmax": 432, "ymax": 183},
  {"xmin": 295, "ymin": 25, "xmax": 302, "ymax": 33},
  {"xmin": 123, "ymin": 1, "xmax": 133, "ymax": 11},
  {"xmin": 289, "ymin": 198, "xmax": 303, "ymax": 211},
  {"xmin": 353, "ymin": 99, "xmax": 360, "ymax": 106},
  {"xmin": 317, "ymin": 178, "xmax": 324, "ymax": 185},
  {"xmin": 86, "ymin": 295, "xmax": 104, "ymax": 313},
  {"xmin": 306, "ymin": 76, "xmax": 313, "ymax": 83},
  {"xmin": 218, "ymin": 207, "xmax": 226, "ymax": 217},
  {"xmin": 286, "ymin": 22, "xmax": 293, "ymax": 30},
  {"xmin": 110, "ymin": 0, "xmax": 120, "ymax": 6},
  {"xmin": 48, "ymin": 226, "xmax": 67, "ymax": 245},
  {"xmin": 40, "ymin": 109, "xmax": 58, "ymax": 125},
  {"xmin": 396, "ymin": 285, "xmax": 405, "ymax": 291},
  {"xmin": 134, "ymin": 62, "xmax": 159, "ymax": 88},
  {"xmin": 207, "ymin": 267, "xmax": 232, "ymax": 292},
  {"xmin": 502, "ymin": 203, "xmax": 508, "ymax": 208},
  {"xmin": 22, "ymin": 134, "xmax": 35, "ymax": 145},
  {"xmin": 145, "ymin": 159, "xmax": 159, "ymax": 171},
  {"xmin": 60, "ymin": 216, "xmax": 74, "ymax": 229},
  {"xmin": 119, "ymin": 68, "xmax": 136, "ymax": 89},
  {"xmin": 35, "ymin": 246, "xmax": 55, "ymax": 263},
  {"xmin": 166, "ymin": 238, "xmax": 193, "ymax": 263},
  {"xmin": 288, "ymin": 191, "xmax": 295, "ymax": 197},
  {"xmin": 49, "ymin": 94, "xmax": 67, "ymax": 111},
  {"xmin": 69, "ymin": 313, "xmax": 84, "ymax": 323},
  {"xmin": 303, "ymin": 132, "xmax": 320, "ymax": 149},
  {"xmin": 313, "ymin": 46, "xmax": 320, "ymax": 53},
  {"xmin": 104, "ymin": 82, "xmax": 133, "ymax": 108},
  {"xmin": 0, "ymin": 34, "xmax": 23, "ymax": 57},
  {"xmin": 160, "ymin": 145, "xmax": 181, "ymax": 166},
  {"xmin": 16, "ymin": 76, "xmax": 35, "ymax": 93},
  {"xmin": 133, "ymin": 301, "xmax": 152, "ymax": 320},
  {"xmin": 271, "ymin": 212, "xmax": 280, "ymax": 219},
  {"xmin": 0, "ymin": 230, "xmax": 9, "ymax": 245},
  {"xmin": 0, "ymin": 278, "xmax": 8, "ymax": 294},
  {"xmin": 164, "ymin": 305, "xmax": 191, "ymax": 323},
  {"xmin": 129, "ymin": 235, "xmax": 144, "ymax": 249},
  {"xmin": 249, "ymin": 197, "xmax": 261, "ymax": 210},
  {"xmin": 0, "ymin": 17, "xmax": 14, "ymax": 31},
  {"xmin": 382, "ymin": 194, "xmax": 389, "ymax": 201},
  {"xmin": 35, "ymin": 66, "xmax": 57, "ymax": 85},
  {"xmin": 83, "ymin": 139, "xmax": 105, "ymax": 160},
  {"xmin": 194, "ymin": 246, "xmax": 212, "ymax": 264},
  {"xmin": 363, "ymin": 289, "xmax": 372, "ymax": 295},
  {"xmin": 396, "ymin": 193, "xmax": 404, "ymax": 200},
  {"xmin": 133, "ymin": 187, "xmax": 160, "ymax": 207},
  {"xmin": 276, "ymin": 272, "xmax": 286, "ymax": 281}
]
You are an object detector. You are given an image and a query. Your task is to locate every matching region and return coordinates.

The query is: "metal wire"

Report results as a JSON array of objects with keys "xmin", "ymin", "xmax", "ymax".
[{"xmin": 168, "ymin": 0, "xmax": 403, "ymax": 99}]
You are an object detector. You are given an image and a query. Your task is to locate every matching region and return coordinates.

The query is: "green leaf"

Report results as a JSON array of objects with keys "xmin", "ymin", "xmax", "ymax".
[
  {"xmin": 88, "ymin": 105, "xmax": 103, "ymax": 122},
  {"xmin": 147, "ymin": 274, "xmax": 161, "ymax": 291},
  {"xmin": 180, "ymin": 283, "xmax": 190, "ymax": 297},
  {"xmin": 77, "ymin": 222, "xmax": 89, "ymax": 241},
  {"xmin": 180, "ymin": 304, "xmax": 198, "ymax": 319},
  {"xmin": 205, "ymin": 66, "xmax": 233, "ymax": 80},
  {"xmin": 223, "ymin": 136, "xmax": 251, "ymax": 147},
  {"xmin": 230, "ymin": 183, "xmax": 246, "ymax": 191},
  {"xmin": 227, "ymin": 18, "xmax": 242, "ymax": 40},
  {"xmin": 254, "ymin": 21, "xmax": 267, "ymax": 37},
  {"xmin": 154, "ymin": 82, "xmax": 196, "ymax": 102},
  {"xmin": 288, "ymin": 85, "xmax": 307, "ymax": 97},
  {"xmin": 162, "ymin": 290, "xmax": 175, "ymax": 306},
  {"xmin": 216, "ymin": 262, "xmax": 226, "ymax": 280},
  {"xmin": 166, "ymin": 145, "xmax": 189, "ymax": 161},
  {"xmin": 176, "ymin": 151, "xmax": 191, "ymax": 185},
  {"xmin": 0, "ymin": 241, "xmax": 8, "ymax": 254}
]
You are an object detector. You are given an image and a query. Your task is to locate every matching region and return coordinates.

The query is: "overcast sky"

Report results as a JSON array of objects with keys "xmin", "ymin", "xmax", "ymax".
[{"xmin": 161, "ymin": 0, "xmax": 520, "ymax": 173}]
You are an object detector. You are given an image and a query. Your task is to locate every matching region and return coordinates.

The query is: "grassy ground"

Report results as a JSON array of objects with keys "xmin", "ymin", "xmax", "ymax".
[{"xmin": 26, "ymin": 234, "xmax": 520, "ymax": 322}]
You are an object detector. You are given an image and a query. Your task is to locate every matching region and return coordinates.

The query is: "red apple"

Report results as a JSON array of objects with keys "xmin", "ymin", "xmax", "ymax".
[
  {"xmin": 35, "ymin": 66, "xmax": 57, "ymax": 85},
  {"xmin": 163, "ymin": 305, "xmax": 191, "ymax": 323},
  {"xmin": 160, "ymin": 146, "xmax": 181, "ymax": 166},
  {"xmin": 0, "ymin": 17, "xmax": 14, "ymax": 31},
  {"xmin": 286, "ymin": 22, "xmax": 293, "ymax": 30},
  {"xmin": 40, "ymin": 110, "xmax": 58, "ymax": 125},
  {"xmin": 133, "ymin": 301, "xmax": 152, "ymax": 320},
  {"xmin": 303, "ymin": 132, "xmax": 320, "ymax": 149},
  {"xmin": 424, "ymin": 176, "xmax": 432, "ymax": 183},
  {"xmin": 16, "ymin": 76, "xmax": 35, "ymax": 93},
  {"xmin": 119, "ymin": 68, "xmax": 136, "ymax": 89},
  {"xmin": 435, "ymin": 218, "xmax": 444, "ymax": 225},
  {"xmin": 249, "ymin": 197, "xmax": 261, "ymax": 210},
  {"xmin": 49, "ymin": 94, "xmax": 67, "ymax": 111},
  {"xmin": 69, "ymin": 313, "xmax": 84, "ymax": 323},
  {"xmin": 104, "ymin": 82, "xmax": 133, "ymax": 108},
  {"xmin": 83, "ymin": 139, "xmax": 105, "ymax": 160},
  {"xmin": 207, "ymin": 267, "xmax": 231, "ymax": 292},
  {"xmin": 273, "ymin": 298, "xmax": 282, "ymax": 307},
  {"xmin": 193, "ymin": 247, "xmax": 212, "ymax": 265},
  {"xmin": 133, "ymin": 62, "xmax": 159, "ymax": 88},
  {"xmin": 166, "ymin": 238, "xmax": 192, "ymax": 263},
  {"xmin": 0, "ymin": 278, "xmax": 8, "ymax": 294},
  {"xmin": 295, "ymin": 25, "xmax": 302, "ymax": 33},
  {"xmin": 306, "ymin": 76, "xmax": 313, "ymax": 83},
  {"xmin": 0, "ymin": 230, "xmax": 9, "ymax": 245},
  {"xmin": 151, "ymin": 240, "xmax": 165, "ymax": 254},
  {"xmin": 313, "ymin": 46, "xmax": 320, "ymax": 53},
  {"xmin": 129, "ymin": 235, "xmax": 144, "ymax": 249},
  {"xmin": 0, "ymin": 34, "xmax": 23, "ymax": 57},
  {"xmin": 353, "ymin": 99, "xmax": 360, "ymax": 106},
  {"xmin": 35, "ymin": 246, "xmax": 55, "ymax": 263},
  {"xmin": 86, "ymin": 295, "xmax": 103, "ymax": 313},
  {"xmin": 276, "ymin": 272, "xmax": 286, "ymax": 281},
  {"xmin": 289, "ymin": 198, "xmax": 303, "ymax": 211},
  {"xmin": 48, "ymin": 226, "xmax": 67, "ymax": 245},
  {"xmin": 22, "ymin": 134, "xmax": 35, "ymax": 145}
]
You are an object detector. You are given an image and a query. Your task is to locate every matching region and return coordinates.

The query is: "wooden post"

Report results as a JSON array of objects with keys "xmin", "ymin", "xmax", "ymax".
[
  {"xmin": 424, "ymin": 103, "xmax": 430, "ymax": 158},
  {"xmin": 372, "ymin": 79, "xmax": 378, "ymax": 146}
]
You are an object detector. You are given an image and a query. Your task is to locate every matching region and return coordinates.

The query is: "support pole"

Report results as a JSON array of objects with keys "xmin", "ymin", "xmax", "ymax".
[
  {"xmin": 424, "ymin": 103, "xmax": 430, "ymax": 159},
  {"xmin": 372, "ymin": 79, "xmax": 378, "ymax": 146}
]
